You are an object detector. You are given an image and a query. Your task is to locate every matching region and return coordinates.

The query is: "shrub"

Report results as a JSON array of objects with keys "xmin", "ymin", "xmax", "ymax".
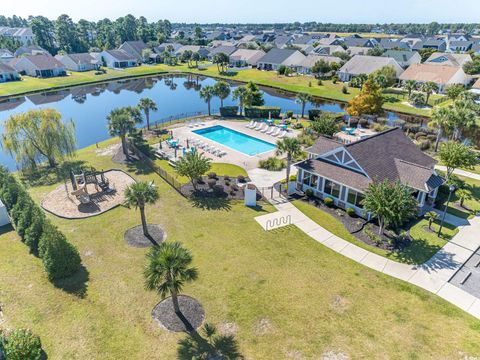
[
  {"xmin": 342, "ymin": 85, "xmax": 348, "ymax": 94},
  {"xmin": 16, "ymin": 201, "xmax": 34, "ymax": 240},
  {"xmin": 308, "ymin": 81, "xmax": 312, "ymax": 87},
  {"xmin": 39, "ymin": 222, "xmax": 82, "ymax": 280},
  {"xmin": 289, "ymin": 174, "xmax": 297, "ymax": 182},
  {"xmin": 358, "ymin": 118, "xmax": 369, "ymax": 128},
  {"xmin": 364, "ymin": 227, "xmax": 382, "ymax": 245},
  {"xmin": 286, "ymin": 110, "xmax": 294, "ymax": 118},
  {"xmin": 308, "ymin": 109, "xmax": 322, "ymax": 120},
  {"xmin": 207, "ymin": 178, "xmax": 217, "ymax": 188},
  {"xmin": 371, "ymin": 123, "xmax": 388, "ymax": 132},
  {"xmin": 332, "ymin": 75, "xmax": 339, "ymax": 84},
  {"xmin": 404, "ymin": 123, "xmax": 421, "ymax": 134},
  {"xmin": 305, "ymin": 188, "xmax": 314, "ymax": 198},
  {"xmin": 244, "ymin": 106, "xmax": 281, "ymax": 118},
  {"xmin": 415, "ymin": 131, "xmax": 427, "ymax": 140},
  {"xmin": 393, "ymin": 119, "xmax": 406, "ymax": 128},
  {"xmin": 9, "ymin": 191, "xmax": 30, "ymax": 227},
  {"xmin": 219, "ymin": 106, "xmax": 238, "ymax": 117},
  {"xmin": 213, "ymin": 184, "xmax": 224, "ymax": 194},
  {"xmin": 223, "ymin": 175, "xmax": 230, "ymax": 181},
  {"xmin": 346, "ymin": 207, "xmax": 356, "ymax": 217},
  {"xmin": 317, "ymin": 79, "xmax": 323, "ymax": 86},
  {"xmin": 24, "ymin": 208, "xmax": 45, "ymax": 254},
  {"xmin": 292, "ymin": 122, "xmax": 303, "ymax": 129},
  {"xmin": 208, "ymin": 172, "xmax": 217, "ymax": 179},
  {"xmin": 426, "ymin": 134, "xmax": 437, "ymax": 142},
  {"xmin": 324, "ymin": 197, "xmax": 334, "ymax": 207},
  {"xmin": 237, "ymin": 175, "xmax": 246, "ymax": 183},
  {"xmin": 418, "ymin": 139, "xmax": 431, "ymax": 151},
  {"xmin": 377, "ymin": 118, "xmax": 387, "ymax": 125},
  {"xmin": 409, "ymin": 92, "xmax": 426, "ymax": 106},
  {"xmin": 1, "ymin": 329, "xmax": 42, "ymax": 360},
  {"xmin": 258, "ymin": 157, "xmax": 286, "ymax": 171}
]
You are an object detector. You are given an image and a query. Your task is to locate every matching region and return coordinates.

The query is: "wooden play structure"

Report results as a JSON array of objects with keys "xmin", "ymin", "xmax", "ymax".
[{"xmin": 70, "ymin": 168, "xmax": 111, "ymax": 204}]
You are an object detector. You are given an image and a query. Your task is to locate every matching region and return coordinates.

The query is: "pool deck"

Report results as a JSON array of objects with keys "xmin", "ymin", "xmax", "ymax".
[{"xmin": 159, "ymin": 119, "xmax": 299, "ymax": 170}]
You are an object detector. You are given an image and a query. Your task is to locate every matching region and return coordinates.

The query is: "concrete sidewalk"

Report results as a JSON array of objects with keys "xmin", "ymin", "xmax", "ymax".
[
  {"xmin": 435, "ymin": 165, "xmax": 480, "ymax": 181},
  {"xmin": 257, "ymin": 197, "xmax": 480, "ymax": 319}
]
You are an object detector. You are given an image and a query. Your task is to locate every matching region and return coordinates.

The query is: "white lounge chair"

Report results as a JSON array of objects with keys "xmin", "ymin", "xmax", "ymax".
[
  {"xmin": 249, "ymin": 121, "xmax": 258, "ymax": 129},
  {"xmin": 278, "ymin": 130, "xmax": 287, "ymax": 139},
  {"xmin": 254, "ymin": 123, "xmax": 263, "ymax": 131},
  {"xmin": 271, "ymin": 128, "xmax": 281, "ymax": 137},
  {"xmin": 188, "ymin": 121, "xmax": 195, "ymax": 128},
  {"xmin": 200, "ymin": 119, "xmax": 206, "ymax": 126},
  {"xmin": 246, "ymin": 120, "xmax": 254, "ymax": 128},
  {"xmin": 266, "ymin": 127, "xmax": 275, "ymax": 135},
  {"xmin": 218, "ymin": 149, "xmax": 227, "ymax": 157},
  {"xmin": 261, "ymin": 125, "xmax": 270, "ymax": 133}
]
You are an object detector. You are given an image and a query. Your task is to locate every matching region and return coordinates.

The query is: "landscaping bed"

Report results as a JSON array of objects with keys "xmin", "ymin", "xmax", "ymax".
[{"xmin": 180, "ymin": 174, "xmax": 257, "ymax": 200}]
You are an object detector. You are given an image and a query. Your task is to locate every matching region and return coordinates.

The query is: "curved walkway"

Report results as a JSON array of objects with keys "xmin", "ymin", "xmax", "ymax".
[
  {"xmin": 259, "ymin": 197, "xmax": 480, "ymax": 319},
  {"xmin": 435, "ymin": 166, "xmax": 480, "ymax": 181}
]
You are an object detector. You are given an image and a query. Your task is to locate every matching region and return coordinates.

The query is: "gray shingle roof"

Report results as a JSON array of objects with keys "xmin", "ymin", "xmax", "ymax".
[
  {"xmin": 306, "ymin": 137, "xmax": 342, "ymax": 155},
  {"xmin": 0, "ymin": 62, "xmax": 17, "ymax": 73},
  {"xmin": 258, "ymin": 48, "xmax": 298, "ymax": 64}
]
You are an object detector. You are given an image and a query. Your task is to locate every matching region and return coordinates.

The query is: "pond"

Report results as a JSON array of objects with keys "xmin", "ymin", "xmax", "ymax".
[{"xmin": 0, "ymin": 74, "xmax": 401, "ymax": 170}]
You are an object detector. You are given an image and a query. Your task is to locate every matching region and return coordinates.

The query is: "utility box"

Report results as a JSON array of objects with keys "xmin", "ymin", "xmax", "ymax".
[
  {"xmin": 244, "ymin": 184, "xmax": 257, "ymax": 207},
  {"xmin": 0, "ymin": 199, "xmax": 10, "ymax": 227}
]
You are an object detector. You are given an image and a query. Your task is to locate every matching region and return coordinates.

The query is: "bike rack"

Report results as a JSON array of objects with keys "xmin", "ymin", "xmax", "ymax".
[{"xmin": 265, "ymin": 214, "xmax": 292, "ymax": 231}]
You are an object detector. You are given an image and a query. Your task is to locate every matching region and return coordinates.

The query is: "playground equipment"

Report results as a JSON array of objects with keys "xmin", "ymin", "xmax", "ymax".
[{"xmin": 69, "ymin": 168, "xmax": 111, "ymax": 203}]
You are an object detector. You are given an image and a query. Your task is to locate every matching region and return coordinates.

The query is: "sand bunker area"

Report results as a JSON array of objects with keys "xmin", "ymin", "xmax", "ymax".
[{"xmin": 42, "ymin": 170, "xmax": 136, "ymax": 219}]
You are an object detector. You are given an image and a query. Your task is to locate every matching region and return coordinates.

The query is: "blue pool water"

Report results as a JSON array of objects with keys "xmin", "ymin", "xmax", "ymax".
[{"xmin": 193, "ymin": 125, "xmax": 276, "ymax": 156}]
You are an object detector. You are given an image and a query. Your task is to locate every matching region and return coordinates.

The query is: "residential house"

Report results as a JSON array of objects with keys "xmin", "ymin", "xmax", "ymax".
[
  {"xmin": 0, "ymin": 49, "xmax": 14, "ymax": 64},
  {"xmin": 119, "ymin": 40, "xmax": 148, "ymax": 63},
  {"xmin": 10, "ymin": 54, "xmax": 66, "ymax": 77},
  {"xmin": 316, "ymin": 37, "xmax": 343, "ymax": 46},
  {"xmin": 294, "ymin": 128, "xmax": 443, "ymax": 217},
  {"xmin": 448, "ymin": 40, "xmax": 473, "ymax": 52},
  {"xmin": 0, "ymin": 27, "xmax": 34, "ymax": 45},
  {"xmin": 154, "ymin": 42, "xmax": 183, "ymax": 55},
  {"xmin": 382, "ymin": 50, "xmax": 421, "ymax": 68},
  {"xmin": 55, "ymin": 53, "xmax": 100, "ymax": 72},
  {"xmin": 14, "ymin": 45, "xmax": 49, "ymax": 57},
  {"xmin": 99, "ymin": 50, "xmax": 138, "ymax": 69},
  {"xmin": 345, "ymin": 46, "xmax": 370, "ymax": 56},
  {"xmin": 399, "ymin": 35, "xmax": 424, "ymax": 49},
  {"xmin": 298, "ymin": 54, "xmax": 342, "ymax": 75},
  {"xmin": 312, "ymin": 45, "xmax": 346, "ymax": 56},
  {"xmin": 425, "ymin": 52, "xmax": 472, "ymax": 67},
  {"xmin": 272, "ymin": 35, "xmax": 294, "ymax": 48},
  {"xmin": 0, "ymin": 62, "xmax": 20, "ymax": 82},
  {"xmin": 229, "ymin": 49, "xmax": 266, "ymax": 67},
  {"xmin": 413, "ymin": 39, "xmax": 447, "ymax": 51},
  {"xmin": 344, "ymin": 36, "xmax": 378, "ymax": 48},
  {"xmin": 399, "ymin": 63, "xmax": 470, "ymax": 92},
  {"xmin": 338, "ymin": 55, "xmax": 403, "ymax": 82},
  {"xmin": 472, "ymin": 42, "xmax": 480, "ymax": 56},
  {"xmin": 473, "ymin": 78, "xmax": 480, "ymax": 90},
  {"xmin": 175, "ymin": 45, "xmax": 210, "ymax": 59},
  {"xmin": 256, "ymin": 48, "xmax": 306, "ymax": 71},
  {"xmin": 207, "ymin": 45, "xmax": 237, "ymax": 61},
  {"xmin": 378, "ymin": 38, "xmax": 410, "ymax": 50}
]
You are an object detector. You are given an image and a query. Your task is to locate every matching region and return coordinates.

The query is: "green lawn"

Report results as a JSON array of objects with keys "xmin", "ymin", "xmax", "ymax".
[
  {"xmin": 0, "ymin": 63, "xmax": 433, "ymax": 117},
  {"xmin": 292, "ymin": 200, "xmax": 456, "ymax": 265},
  {"xmin": 1, "ymin": 140, "xmax": 480, "ymax": 359},
  {"xmin": 435, "ymin": 174, "xmax": 480, "ymax": 219}
]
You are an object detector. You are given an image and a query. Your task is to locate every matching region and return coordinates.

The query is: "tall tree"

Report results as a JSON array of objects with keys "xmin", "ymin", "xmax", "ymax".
[
  {"xmin": 55, "ymin": 14, "xmax": 82, "ymax": 53},
  {"xmin": 199, "ymin": 85, "xmax": 216, "ymax": 116},
  {"xmin": 115, "ymin": 14, "xmax": 138, "ymax": 44},
  {"xmin": 445, "ymin": 84, "xmax": 465, "ymax": 101},
  {"xmin": 107, "ymin": 106, "xmax": 142, "ymax": 158},
  {"xmin": 124, "ymin": 181, "xmax": 159, "ymax": 237},
  {"xmin": 30, "ymin": 16, "xmax": 56, "ymax": 53},
  {"xmin": 421, "ymin": 81, "xmax": 438, "ymax": 105},
  {"xmin": 138, "ymin": 97, "xmax": 158, "ymax": 130},
  {"xmin": 144, "ymin": 242, "xmax": 198, "ymax": 314},
  {"xmin": 295, "ymin": 92, "xmax": 312, "ymax": 118},
  {"xmin": 232, "ymin": 86, "xmax": 249, "ymax": 116},
  {"xmin": 429, "ymin": 106, "xmax": 452, "ymax": 152},
  {"xmin": 244, "ymin": 81, "xmax": 264, "ymax": 106},
  {"xmin": 95, "ymin": 18, "xmax": 116, "ymax": 49},
  {"xmin": 404, "ymin": 80, "xmax": 417, "ymax": 99},
  {"xmin": 346, "ymin": 78, "xmax": 384, "ymax": 116},
  {"xmin": 276, "ymin": 138, "xmax": 303, "ymax": 184},
  {"xmin": 450, "ymin": 98, "xmax": 478, "ymax": 140},
  {"xmin": 363, "ymin": 180, "xmax": 418, "ymax": 235},
  {"xmin": 2, "ymin": 109, "xmax": 76, "ymax": 168},
  {"xmin": 214, "ymin": 81, "xmax": 231, "ymax": 107},
  {"xmin": 439, "ymin": 142, "xmax": 478, "ymax": 182}
]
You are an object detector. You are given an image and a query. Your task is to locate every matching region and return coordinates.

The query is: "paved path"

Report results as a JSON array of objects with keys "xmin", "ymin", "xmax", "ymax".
[
  {"xmin": 435, "ymin": 166, "xmax": 480, "ymax": 181},
  {"xmin": 256, "ymin": 197, "xmax": 480, "ymax": 319}
]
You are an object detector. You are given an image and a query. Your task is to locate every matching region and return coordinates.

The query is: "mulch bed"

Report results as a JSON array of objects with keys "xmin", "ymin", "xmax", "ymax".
[
  {"xmin": 291, "ymin": 194, "xmax": 411, "ymax": 252},
  {"xmin": 152, "ymin": 295, "xmax": 205, "ymax": 332},
  {"xmin": 180, "ymin": 176, "xmax": 261, "ymax": 200},
  {"xmin": 124, "ymin": 224, "xmax": 165, "ymax": 247},
  {"xmin": 112, "ymin": 146, "xmax": 141, "ymax": 164}
]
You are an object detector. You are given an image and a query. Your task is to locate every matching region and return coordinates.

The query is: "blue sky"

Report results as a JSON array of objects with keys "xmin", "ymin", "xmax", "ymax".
[{"xmin": 3, "ymin": 0, "xmax": 480, "ymax": 23}]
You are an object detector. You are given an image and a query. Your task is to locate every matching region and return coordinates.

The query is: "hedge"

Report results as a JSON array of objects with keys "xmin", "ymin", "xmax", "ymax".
[
  {"xmin": 0, "ymin": 166, "xmax": 82, "ymax": 281},
  {"xmin": 219, "ymin": 106, "xmax": 238, "ymax": 117},
  {"xmin": 244, "ymin": 106, "xmax": 281, "ymax": 118}
]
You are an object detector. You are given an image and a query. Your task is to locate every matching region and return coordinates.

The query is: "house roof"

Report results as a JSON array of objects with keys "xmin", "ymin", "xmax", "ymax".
[
  {"xmin": 229, "ymin": 49, "xmax": 265, "ymax": 62},
  {"xmin": 313, "ymin": 45, "xmax": 346, "ymax": 55},
  {"xmin": 12, "ymin": 54, "xmax": 64, "ymax": 71},
  {"xmin": 61, "ymin": 53, "xmax": 98, "ymax": 65},
  {"xmin": 382, "ymin": 50, "xmax": 419, "ymax": 63},
  {"xmin": 0, "ymin": 48, "xmax": 13, "ymax": 57},
  {"xmin": 425, "ymin": 52, "xmax": 472, "ymax": 67},
  {"xmin": 0, "ymin": 62, "xmax": 17, "ymax": 73},
  {"xmin": 339, "ymin": 55, "xmax": 402, "ymax": 76},
  {"xmin": 379, "ymin": 39, "xmax": 410, "ymax": 50},
  {"xmin": 298, "ymin": 128, "xmax": 440, "ymax": 192},
  {"xmin": 120, "ymin": 41, "xmax": 147, "ymax": 57},
  {"xmin": 257, "ymin": 48, "xmax": 302, "ymax": 64},
  {"xmin": 300, "ymin": 54, "xmax": 342, "ymax": 69},
  {"xmin": 103, "ymin": 49, "xmax": 136, "ymax": 61},
  {"xmin": 399, "ymin": 63, "xmax": 463, "ymax": 84},
  {"xmin": 208, "ymin": 45, "xmax": 237, "ymax": 56},
  {"xmin": 473, "ymin": 78, "xmax": 480, "ymax": 89}
]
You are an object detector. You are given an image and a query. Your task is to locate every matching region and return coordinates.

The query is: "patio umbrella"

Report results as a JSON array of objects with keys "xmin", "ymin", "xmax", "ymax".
[
  {"xmin": 159, "ymin": 140, "xmax": 162, "ymax": 149},
  {"xmin": 174, "ymin": 147, "xmax": 177, "ymax": 159},
  {"xmin": 186, "ymin": 139, "xmax": 189, "ymax": 148}
]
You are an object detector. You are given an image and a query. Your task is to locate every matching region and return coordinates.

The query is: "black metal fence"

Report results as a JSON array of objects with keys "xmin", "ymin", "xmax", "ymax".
[{"xmin": 152, "ymin": 109, "xmax": 219, "ymax": 128}]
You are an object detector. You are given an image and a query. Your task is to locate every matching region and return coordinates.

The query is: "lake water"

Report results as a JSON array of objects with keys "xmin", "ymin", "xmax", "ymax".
[{"xmin": 0, "ymin": 74, "xmax": 399, "ymax": 170}]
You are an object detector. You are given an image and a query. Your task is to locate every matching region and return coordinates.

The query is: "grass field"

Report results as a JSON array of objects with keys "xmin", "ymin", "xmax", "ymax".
[
  {"xmin": 291, "ymin": 200, "xmax": 457, "ymax": 265},
  {"xmin": 0, "ymin": 63, "xmax": 436, "ymax": 117},
  {"xmin": 1, "ymin": 139, "xmax": 480, "ymax": 359},
  {"xmin": 435, "ymin": 174, "xmax": 480, "ymax": 220}
]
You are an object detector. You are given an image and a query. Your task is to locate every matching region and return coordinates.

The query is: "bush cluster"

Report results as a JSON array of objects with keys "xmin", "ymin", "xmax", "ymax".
[
  {"xmin": 258, "ymin": 157, "xmax": 286, "ymax": 171},
  {"xmin": 0, "ymin": 166, "xmax": 82, "ymax": 281},
  {"xmin": 244, "ymin": 106, "xmax": 281, "ymax": 118},
  {"xmin": 219, "ymin": 106, "xmax": 238, "ymax": 117},
  {"xmin": 0, "ymin": 328, "xmax": 43, "ymax": 360},
  {"xmin": 324, "ymin": 197, "xmax": 334, "ymax": 207}
]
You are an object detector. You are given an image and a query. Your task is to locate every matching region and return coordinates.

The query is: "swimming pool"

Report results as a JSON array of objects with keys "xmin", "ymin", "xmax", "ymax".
[{"xmin": 193, "ymin": 125, "xmax": 276, "ymax": 156}]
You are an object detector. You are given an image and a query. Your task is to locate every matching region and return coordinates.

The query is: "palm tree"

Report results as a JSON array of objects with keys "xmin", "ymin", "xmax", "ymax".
[
  {"xmin": 144, "ymin": 242, "xmax": 198, "ymax": 314},
  {"xmin": 456, "ymin": 188, "xmax": 472, "ymax": 208},
  {"xmin": 276, "ymin": 138, "xmax": 302, "ymax": 184},
  {"xmin": 429, "ymin": 106, "xmax": 452, "ymax": 152},
  {"xmin": 450, "ymin": 98, "xmax": 477, "ymax": 140},
  {"xmin": 199, "ymin": 85, "xmax": 216, "ymax": 116},
  {"xmin": 192, "ymin": 52, "xmax": 200, "ymax": 67},
  {"xmin": 214, "ymin": 81, "xmax": 231, "ymax": 108},
  {"xmin": 424, "ymin": 211, "xmax": 438, "ymax": 230},
  {"xmin": 232, "ymin": 86, "xmax": 249, "ymax": 116},
  {"xmin": 404, "ymin": 80, "xmax": 417, "ymax": 99},
  {"xmin": 175, "ymin": 151, "xmax": 211, "ymax": 190},
  {"xmin": 124, "ymin": 181, "xmax": 159, "ymax": 236},
  {"xmin": 421, "ymin": 81, "xmax": 438, "ymax": 105},
  {"xmin": 138, "ymin": 97, "xmax": 158, "ymax": 131},
  {"xmin": 295, "ymin": 92, "xmax": 312, "ymax": 118},
  {"xmin": 107, "ymin": 106, "xmax": 142, "ymax": 158}
]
